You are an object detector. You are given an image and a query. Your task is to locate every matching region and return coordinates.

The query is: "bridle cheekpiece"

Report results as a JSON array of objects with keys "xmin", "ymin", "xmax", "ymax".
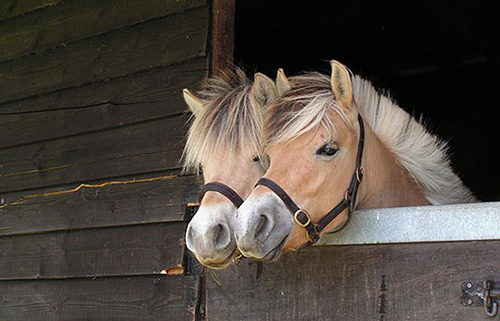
[{"xmin": 255, "ymin": 114, "xmax": 365, "ymax": 243}]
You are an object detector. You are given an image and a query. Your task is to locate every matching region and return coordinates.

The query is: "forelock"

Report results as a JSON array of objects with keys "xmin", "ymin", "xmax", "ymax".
[
  {"xmin": 182, "ymin": 70, "xmax": 266, "ymax": 174},
  {"xmin": 265, "ymin": 72, "xmax": 354, "ymax": 150}
]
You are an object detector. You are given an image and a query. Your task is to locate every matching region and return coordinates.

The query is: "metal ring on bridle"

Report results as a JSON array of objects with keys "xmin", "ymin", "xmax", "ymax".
[{"xmin": 294, "ymin": 210, "xmax": 311, "ymax": 227}]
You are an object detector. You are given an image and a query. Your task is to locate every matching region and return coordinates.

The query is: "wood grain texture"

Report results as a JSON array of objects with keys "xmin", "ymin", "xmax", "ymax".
[
  {"xmin": 0, "ymin": 57, "xmax": 207, "ymax": 115},
  {"xmin": 0, "ymin": 113, "xmax": 190, "ymax": 193},
  {"xmin": 206, "ymin": 241, "xmax": 500, "ymax": 320},
  {"xmin": 0, "ymin": 0, "xmax": 206, "ymax": 62},
  {"xmin": 0, "ymin": 275, "xmax": 200, "ymax": 321},
  {"xmin": 0, "ymin": 175, "xmax": 200, "ymax": 236},
  {"xmin": 0, "ymin": 57, "xmax": 207, "ymax": 149},
  {"xmin": 0, "ymin": 6, "xmax": 209, "ymax": 104},
  {"xmin": 0, "ymin": 222, "xmax": 186, "ymax": 280},
  {"xmin": 210, "ymin": 0, "xmax": 235, "ymax": 76},
  {"xmin": 0, "ymin": 0, "xmax": 62, "ymax": 22}
]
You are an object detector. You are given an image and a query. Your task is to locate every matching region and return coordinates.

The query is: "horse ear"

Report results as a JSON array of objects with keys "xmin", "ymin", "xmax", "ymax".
[
  {"xmin": 183, "ymin": 89, "xmax": 204, "ymax": 116},
  {"xmin": 330, "ymin": 60, "xmax": 354, "ymax": 110},
  {"xmin": 252, "ymin": 73, "xmax": 278, "ymax": 105},
  {"xmin": 276, "ymin": 68, "xmax": 291, "ymax": 96}
]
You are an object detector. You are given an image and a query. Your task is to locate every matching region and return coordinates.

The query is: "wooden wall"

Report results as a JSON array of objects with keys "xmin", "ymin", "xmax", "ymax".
[
  {"xmin": 206, "ymin": 241, "xmax": 500, "ymax": 320},
  {"xmin": 0, "ymin": 0, "xmax": 211, "ymax": 319}
]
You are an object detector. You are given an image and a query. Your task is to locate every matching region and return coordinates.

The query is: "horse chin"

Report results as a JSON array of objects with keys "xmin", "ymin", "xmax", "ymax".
[
  {"xmin": 197, "ymin": 248, "xmax": 240, "ymax": 269},
  {"xmin": 259, "ymin": 234, "xmax": 289, "ymax": 262}
]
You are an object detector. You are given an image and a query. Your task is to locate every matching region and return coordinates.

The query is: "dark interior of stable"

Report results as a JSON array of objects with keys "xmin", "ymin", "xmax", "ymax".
[{"xmin": 234, "ymin": 0, "xmax": 499, "ymax": 201}]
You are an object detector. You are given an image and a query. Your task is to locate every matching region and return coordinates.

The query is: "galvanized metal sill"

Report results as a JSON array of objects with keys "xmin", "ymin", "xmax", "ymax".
[{"xmin": 315, "ymin": 201, "xmax": 500, "ymax": 246}]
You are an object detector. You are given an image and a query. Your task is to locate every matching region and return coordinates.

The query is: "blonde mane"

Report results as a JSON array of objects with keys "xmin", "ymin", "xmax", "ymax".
[
  {"xmin": 266, "ymin": 72, "xmax": 477, "ymax": 205},
  {"xmin": 182, "ymin": 70, "xmax": 265, "ymax": 174}
]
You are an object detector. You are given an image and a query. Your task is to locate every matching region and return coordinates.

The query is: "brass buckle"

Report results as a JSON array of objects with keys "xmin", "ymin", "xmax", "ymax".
[
  {"xmin": 306, "ymin": 230, "xmax": 317, "ymax": 243},
  {"xmin": 294, "ymin": 209, "xmax": 311, "ymax": 227},
  {"xmin": 356, "ymin": 166, "xmax": 364, "ymax": 183}
]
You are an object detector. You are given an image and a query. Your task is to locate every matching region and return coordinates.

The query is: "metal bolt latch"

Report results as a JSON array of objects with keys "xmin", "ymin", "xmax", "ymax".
[
  {"xmin": 460, "ymin": 280, "xmax": 500, "ymax": 318},
  {"xmin": 484, "ymin": 280, "xmax": 499, "ymax": 317}
]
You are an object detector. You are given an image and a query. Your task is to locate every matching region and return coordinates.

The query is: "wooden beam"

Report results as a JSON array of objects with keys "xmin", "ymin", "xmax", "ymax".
[
  {"xmin": 0, "ymin": 223, "xmax": 186, "ymax": 279},
  {"xmin": 0, "ymin": 0, "xmax": 206, "ymax": 62},
  {"xmin": 210, "ymin": 0, "xmax": 235, "ymax": 76},
  {"xmin": 0, "ymin": 176, "xmax": 200, "ymax": 236},
  {"xmin": 0, "ymin": 0, "xmax": 63, "ymax": 22},
  {"xmin": 0, "ymin": 58, "xmax": 207, "ymax": 149},
  {"xmin": 0, "ymin": 113, "xmax": 189, "ymax": 193},
  {"xmin": 0, "ymin": 7, "xmax": 209, "ymax": 104},
  {"xmin": 0, "ymin": 275, "xmax": 200, "ymax": 320},
  {"xmin": 206, "ymin": 241, "xmax": 500, "ymax": 320}
]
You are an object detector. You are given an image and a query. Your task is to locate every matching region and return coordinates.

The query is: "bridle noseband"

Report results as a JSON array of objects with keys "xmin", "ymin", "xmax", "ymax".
[
  {"xmin": 199, "ymin": 182, "xmax": 244, "ymax": 208},
  {"xmin": 255, "ymin": 114, "xmax": 365, "ymax": 243}
]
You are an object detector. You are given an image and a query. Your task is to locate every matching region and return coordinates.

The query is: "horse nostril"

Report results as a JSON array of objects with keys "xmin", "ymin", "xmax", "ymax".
[
  {"xmin": 185, "ymin": 225, "xmax": 196, "ymax": 251},
  {"xmin": 213, "ymin": 223, "xmax": 230, "ymax": 249},
  {"xmin": 254, "ymin": 214, "xmax": 271, "ymax": 241}
]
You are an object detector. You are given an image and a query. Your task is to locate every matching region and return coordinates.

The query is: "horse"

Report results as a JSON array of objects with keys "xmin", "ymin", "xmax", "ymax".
[
  {"xmin": 235, "ymin": 60, "xmax": 477, "ymax": 261},
  {"xmin": 183, "ymin": 68, "xmax": 290, "ymax": 268}
]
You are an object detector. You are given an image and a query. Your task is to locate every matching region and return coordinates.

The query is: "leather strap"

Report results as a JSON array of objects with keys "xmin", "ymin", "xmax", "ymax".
[
  {"xmin": 316, "ymin": 114, "xmax": 365, "ymax": 233},
  {"xmin": 256, "ymin": 178, "xmax": 320, "ymax": 242},
  {"xmin": 256, "ymin": 178, "xmax": 299, "ymax": 214},
  {"xmin": 255, "ymin": 114, "xmax": 365, "ymax": 243},
  {"xmin": 199, "ymin": 182, "xmax": 244, "ymax": 208}
]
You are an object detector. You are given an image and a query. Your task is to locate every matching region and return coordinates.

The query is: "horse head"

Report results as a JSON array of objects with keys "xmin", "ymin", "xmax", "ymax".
[
  {"xmin": 183, "ymin": 69, "xmax": 283, "ymax": 268},
  {"xmin": 235, "ymin": 61, "xmax": 364, "ymax": 260},
  {"xmin": 234, "ymin": 60, "xmax": 472, "ymax": 261}
]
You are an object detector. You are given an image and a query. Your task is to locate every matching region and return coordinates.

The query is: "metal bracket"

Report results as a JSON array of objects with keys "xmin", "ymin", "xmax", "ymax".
[{"xmin": 460, "ymin": 280, "xmax": 500, "ymax": 318}]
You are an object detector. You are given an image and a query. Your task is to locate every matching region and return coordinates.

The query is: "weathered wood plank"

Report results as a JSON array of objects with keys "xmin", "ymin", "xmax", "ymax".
[
  {"xmin": 0, "ymin": 57, "xmax": 207, "ymax": 114},
  {"xmin": 0, "ymin": 175, "xmax": 200, "ymax": 236},
  {"xmin": 0, "ymin": 57, "xmax": 207, "ymax": 149},
  {"xmin": 0, "ymin": 222, "xmax": 186, "ymax": 280},
  {"xmin": 0, "ymin": 0, "xmax": 62, "ymax": 22},
  {"xmin": 0, "ymin": 0, "xmax": 206, "ymax": 62},
  {"xmin": 210, "ymin": 0, "xmax": 235, "ymax": 76},
  {"xmin": 0, "ymin": 6, "xmax": 209, "ymax": 104},
  {"xmin": 207, "ymin": 241, "xmax": 500, "ymax": 320},
  {"xmin": 0, "ymin": 275, "xmax": 200, "ymax": 321},
  {"xmin": 0, "ymin": 113, "xmax": 189, "ymax": 193}
]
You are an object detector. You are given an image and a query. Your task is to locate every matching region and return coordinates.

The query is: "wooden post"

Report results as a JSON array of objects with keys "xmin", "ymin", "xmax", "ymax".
[{"xmin": 210, "ymin": 0, "xmax": 235, "ymax": 76}]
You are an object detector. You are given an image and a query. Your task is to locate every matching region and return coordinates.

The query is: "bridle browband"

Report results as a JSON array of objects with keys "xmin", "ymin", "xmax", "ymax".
[
  {"xmin": 199, "ymin": 182, "xmax": 244, "ymax": 208},
  {"xmin": 255, "ymin": 114, "xmax": 365, "ymax": 243}
]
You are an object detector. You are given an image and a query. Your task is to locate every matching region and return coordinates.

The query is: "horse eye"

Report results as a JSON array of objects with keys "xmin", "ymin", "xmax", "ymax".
[
  {"xmin": 252, "ymin": 156, "xmax": 261, "ymax": 162},
  {"xmin": 316, "ymin": 143, "xmax": 338, "ymax": 157}
]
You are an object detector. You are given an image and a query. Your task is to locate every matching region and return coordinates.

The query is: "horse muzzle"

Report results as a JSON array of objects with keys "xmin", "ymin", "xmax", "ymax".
[
  {"xmin": 235, "ymin": 192, "xmax": 293, "ymax": 261},
  {"xmin": 185, "ymin": 204, "xmax": 238, "ymax": 268}
]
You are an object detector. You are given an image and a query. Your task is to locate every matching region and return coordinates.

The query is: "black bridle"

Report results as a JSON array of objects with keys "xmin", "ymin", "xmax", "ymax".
[
  {"xmin": 255, "ymin": 114, "xmax": 365, "ymax": 244},
  {"xmin": 199, "ymin": 182, "xmax": 244, "ymax": 208}
]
